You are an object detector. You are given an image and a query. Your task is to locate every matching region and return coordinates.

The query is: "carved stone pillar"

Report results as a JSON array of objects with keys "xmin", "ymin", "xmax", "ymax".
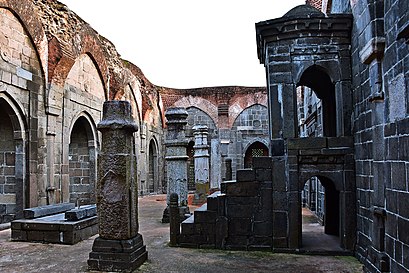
[
  {"xmin": 192, "ymin": 125, "xmax": 210, "ymax": 205},
  {"xmin": 88, "ymin": 100, "xmax": 147, "ymax": 272},
  {"xmin": 162, "ymin": 107, "xmax": 190, "ymax": 223}
]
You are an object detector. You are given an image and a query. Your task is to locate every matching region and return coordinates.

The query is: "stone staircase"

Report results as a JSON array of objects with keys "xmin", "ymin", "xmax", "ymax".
[{"xmin": 177, "ymin": 157, "xmax": 274, "ymax": 250}]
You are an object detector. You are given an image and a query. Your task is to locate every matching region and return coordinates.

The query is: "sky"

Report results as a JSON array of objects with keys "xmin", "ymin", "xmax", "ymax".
[{"xmin": 58, "ymin": 0, "xmax": 305, "ymax": 89}]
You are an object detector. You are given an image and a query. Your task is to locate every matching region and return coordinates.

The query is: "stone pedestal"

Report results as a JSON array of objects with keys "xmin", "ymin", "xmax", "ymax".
[
  {"xmin": 192, "ymin": 125, "xmax": 210, "ymax": 205},
  {"xmin": 162, "ymin": 107, "xmax": 190, "ymax": 223},
  {"xmin": 88, "ymin": 101, "xmax": 147, "ymax": 272}
]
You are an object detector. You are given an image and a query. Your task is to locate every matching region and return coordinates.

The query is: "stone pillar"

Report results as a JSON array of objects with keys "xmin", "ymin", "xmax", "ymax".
[
  {"xmin": 88, "ymin": 101, "xmax": 147, "ymax": 272},
  {"xmin": 225, "ymin": 158, "xmax": 232, "ymax": 181},
  {"xmin": 162, "ymin": 107, "xmax": 190, "ymax": 223},
  {"xmin": 192, "ymin": 125, "xmax": 210, "ymax": 205}
]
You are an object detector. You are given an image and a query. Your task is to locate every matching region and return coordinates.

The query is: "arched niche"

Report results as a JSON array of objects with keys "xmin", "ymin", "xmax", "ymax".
[
  {"xmin": 297, "ymin": 65, "xmax": 337, "ymax": 137},
  {"xmin": 0, "ymin": 94, "xmax": 27, "ymax": 222},
  {"xmin": 68, "ymin": 114, "xmax": 97, "ymax": 205}
]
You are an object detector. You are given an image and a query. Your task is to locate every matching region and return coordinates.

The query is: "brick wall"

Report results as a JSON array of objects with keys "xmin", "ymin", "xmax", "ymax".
[{"xmin": 306, "ymin": 0, "xmax": 322, "ymax": 10}]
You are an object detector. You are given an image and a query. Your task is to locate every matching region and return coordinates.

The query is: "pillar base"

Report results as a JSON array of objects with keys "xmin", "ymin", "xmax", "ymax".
[
  {"xmin": 162, "ymin": 205, "xmax": 190, "ymax": 223},
  {"xmin": 88, "ymin": 234, "xmax": 147, "ymax": 272}
]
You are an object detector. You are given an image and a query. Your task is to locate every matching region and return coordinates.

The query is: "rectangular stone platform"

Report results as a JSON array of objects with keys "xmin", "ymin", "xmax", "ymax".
[{"xmin": 11, "ymin": 204, "xmax": 98, "ymax": 245}]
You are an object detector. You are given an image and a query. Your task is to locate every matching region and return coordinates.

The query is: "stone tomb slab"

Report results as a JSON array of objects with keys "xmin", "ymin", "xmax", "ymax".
[{"xmin": 11, "ymin": 207, "xmax": 98, "ymax": 245}]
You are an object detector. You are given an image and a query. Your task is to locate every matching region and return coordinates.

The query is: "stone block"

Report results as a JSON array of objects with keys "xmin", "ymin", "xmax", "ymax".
[
  {"xmin": 252, "ymin": 157, "xmax": 272, "ymax": 169},
  {"xmin": 255, "ymin": 169, "xmax": 272, "ymax": 181},
  {"xmin": 65, "ymin": 204, "xmax": 96, "ymax": 221},
  {"xmin": 194, "ymin": 210, "xmax": 216, "ymax": 224},
  {"xmin": 227, "ymin": 204, "xmax": 255, "ymax": 218},
  {"xmin": 43, "ymin": 231, "xmax": 61, "ymax": 243},
  {"xmin": 271, "ymin": 139, "xmax": 285, "ymax": 156},
  {"xmin": 206, "ymin": 192, "xmax": 220, "ymax": 212},
  {"xmin": 27, "ymin": 230, "xmax": 44, "ymax": 241},
  {"xmin": 287, "ymin": 137, "xmax": 327, "ymax": 150},
  {"xmin": 23, "ymin": 203, "xmax": 75, "ymax": 219},
  {"xmin": 248, "ymin": 236, "xmax": 273, "ymax": 248},
  {"xmin": 227, "ymin": 196, "xmax": 258, "ymax": 206},
  {"xmin": 327, "ymin": 136, "xmax": 354, "ymax": 148},
  {"xmin": 229, "ymin": 218, "xmax": 252, "ymax": 236},
  {"xmin": 11, "ymin": 229, "xmax": 27, "ymax": 241},
  {"xmin": 220, "ymin": 180, "xmax": 235, "ymax": 194},
  {"xmin": 215, "ymin": 216, "xmax": 228, "ymax": 249},
  {"xmin": 273, "ymin": 212, "xmax": 288, "ymax": 237},
  {"xmin": 273, "ymin": 237, "xmax": 288, "ymax": 248},
  {"xmin": 224, "ymin": 181, "xmax": 260, "ymax": 197},
  {"xmin": 273, "ymin": 192, "xmax": 288, "ymax": 210},
  {"xmin": 398, "ymin": 217, "xmax": 409, "ymax": 245},
  {"xmin": 197, "ymin": 223, "xmax": 216, "ymax": 236},
  {"xmin": 225, "ymin": 235, "xmax": 248, "ymax": 249},
  {"xmin": 236, "ymin": 169, "xmax": 256, "ymax": 182},
  {"xmin": 254, "ymin": 221, "xmax": 273, "ymax": 237}
]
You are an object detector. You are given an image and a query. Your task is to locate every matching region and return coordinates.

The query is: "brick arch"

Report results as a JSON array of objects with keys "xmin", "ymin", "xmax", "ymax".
[
  {"xmin": 47, "ymin": 31, "xmax": 108, "ymax": 115},
  {"xmin": 115, "ymin": 79, "xmax": 143, "ymax": 124},
  {"xmin": 173, "ymin": 96, "xmax": 218, "ymax": 127},
  {"xmin": 0, "ymin": 0, "xmax": 47, "ymax": 80}
]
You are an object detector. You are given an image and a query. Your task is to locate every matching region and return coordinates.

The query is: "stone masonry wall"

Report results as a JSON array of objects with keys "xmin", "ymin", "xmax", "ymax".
[
  {"xmin": 0, "ymin": 107, "xmax": 16, "ymax": 223},
  {"xmin": 348, "ymin": 0, "xmax": 409, "ymax": 272}
]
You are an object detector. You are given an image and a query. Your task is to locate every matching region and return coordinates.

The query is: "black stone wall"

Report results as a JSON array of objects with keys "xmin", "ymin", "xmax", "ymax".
[{"xmin": 350, "ymin": 0, "xmax": 409, "ymax": 272}]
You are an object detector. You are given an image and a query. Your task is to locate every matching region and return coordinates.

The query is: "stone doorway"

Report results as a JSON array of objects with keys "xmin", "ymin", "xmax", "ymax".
[
  {"xmin": 148, "ymin": 139, "xmax": 158, "ymax": 193},
  {"xmin": 301, "ymin": 175, "xmax": 342, "ymax": 252},
  {"xmin": 244, "ymin": 141, "xmax": 268, "ymax": 168},
  {"xmin": 68, "ymin": 116, "xmax": 96, "ymax": 205}
]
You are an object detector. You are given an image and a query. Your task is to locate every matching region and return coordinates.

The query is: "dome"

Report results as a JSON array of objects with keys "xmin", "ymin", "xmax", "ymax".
[{"xmin": 283, "ymin": 4, "xmax": 325, "ymax": 18}]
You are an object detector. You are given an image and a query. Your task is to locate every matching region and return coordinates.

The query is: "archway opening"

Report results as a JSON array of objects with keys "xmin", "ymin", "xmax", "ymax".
[
  {"xmin": 244, "ymin": 141, "xmax": 268, "ymax": 168},
  {"xmin": 68, "ymin": 117, "xmax": 96, "ymax": 205},
  {"xmin": 187, "ymin": 140, "xmax": 195, "ymax": 191},
  {"xmin": 297, "ymin": 65, "xmax": 336, "ymax": 137},
  {"xmin": 148, "ymin": 139, "xmax": 158, "ymax": 193},
  {"xmin": 0, "ymin": 101, "xmax": 17, "ymax": 223},
  {"xmin": 301, "ymin": 176, "xmax": 341, "ymax": 251}
]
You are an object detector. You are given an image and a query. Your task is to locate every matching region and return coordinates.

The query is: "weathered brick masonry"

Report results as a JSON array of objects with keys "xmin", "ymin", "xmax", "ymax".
[{"xmin": 0, "ymin": 0, "xmax": 268, "ymax": 226}]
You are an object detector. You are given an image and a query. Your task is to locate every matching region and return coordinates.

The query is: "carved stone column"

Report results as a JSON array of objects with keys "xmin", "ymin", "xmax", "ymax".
[
  {"xmin": 88, "ymin": 101, "xmax": 147, "ymax": 272},
  {"xmin": 192, "ymin": 125, "xmax": 210, "ymax": 205},
  {"xmin": 162, "ymin": 107, "xmax": 190, "ymax": 223}
]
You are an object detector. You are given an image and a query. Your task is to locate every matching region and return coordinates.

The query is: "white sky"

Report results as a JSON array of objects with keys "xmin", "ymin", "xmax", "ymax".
[{"xmin": 58, "ymin": 0, "xmax": 305, "ymax": 89}]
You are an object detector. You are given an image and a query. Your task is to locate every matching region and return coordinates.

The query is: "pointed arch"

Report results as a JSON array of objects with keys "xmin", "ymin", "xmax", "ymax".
[{"xmin": 0, "ymin": 93, "xmax": 27, "ymax": 222}]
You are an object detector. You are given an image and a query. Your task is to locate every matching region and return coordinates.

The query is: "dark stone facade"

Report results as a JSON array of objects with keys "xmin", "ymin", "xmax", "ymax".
[{"xmin": 175, "ymin": 2, "xmax": 409, "ymax": 273}]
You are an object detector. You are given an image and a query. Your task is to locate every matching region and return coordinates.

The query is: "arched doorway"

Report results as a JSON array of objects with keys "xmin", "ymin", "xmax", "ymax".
[
  {"xmin": 148, "ymin": 139, "xmax": 158, "ymax": 193},
  {"xmin": 301, "ymin": 175, "xmax": 341, "ymax": 251},
  {"xmin": 187, "ymin": 140, "xmax": 195, "ymax": 191},
  {"xmin": 244, "ymin": 141, "xmax": 269, "ymax": 168},
  {"xmin": 68, "ymin": 116, "xmax": 96, "ymax": 205},
  {"xmin": 298, "ymin": 65, "xmax": 336, "ymax": 137},
  {"xmin": 0, "ymin": 97, "xmax": 26, "ymax": 223}
]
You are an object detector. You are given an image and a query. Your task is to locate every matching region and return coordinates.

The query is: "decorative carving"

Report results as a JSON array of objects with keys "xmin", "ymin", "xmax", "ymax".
[{"xmin": 0, "ymin": 49, "xmax": 11, "ymax": 62}]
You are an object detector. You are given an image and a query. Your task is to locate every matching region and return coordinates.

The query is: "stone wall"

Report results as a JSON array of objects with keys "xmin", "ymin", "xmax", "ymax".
[
  {"xmin": 349, "ymin": 0, "xmax": 409, "ymax": 272},
  {"xmin": 0, "ymin": 0, "xmax": 267, "ymax": 223},
  {"xmin": 0, "ymin": 105, "xmax": 16, "ymax": 223}
]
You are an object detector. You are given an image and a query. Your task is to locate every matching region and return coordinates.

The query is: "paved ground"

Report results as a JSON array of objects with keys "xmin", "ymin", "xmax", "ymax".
[{"xmin": 0, "ymin": 194, "xmax": 363, "ymax": 273}]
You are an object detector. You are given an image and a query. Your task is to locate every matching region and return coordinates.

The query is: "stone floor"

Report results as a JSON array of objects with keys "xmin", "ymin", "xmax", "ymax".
[{"xmin": 0, "ymin": 194, "xmax": 363, "ymax": 273}]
